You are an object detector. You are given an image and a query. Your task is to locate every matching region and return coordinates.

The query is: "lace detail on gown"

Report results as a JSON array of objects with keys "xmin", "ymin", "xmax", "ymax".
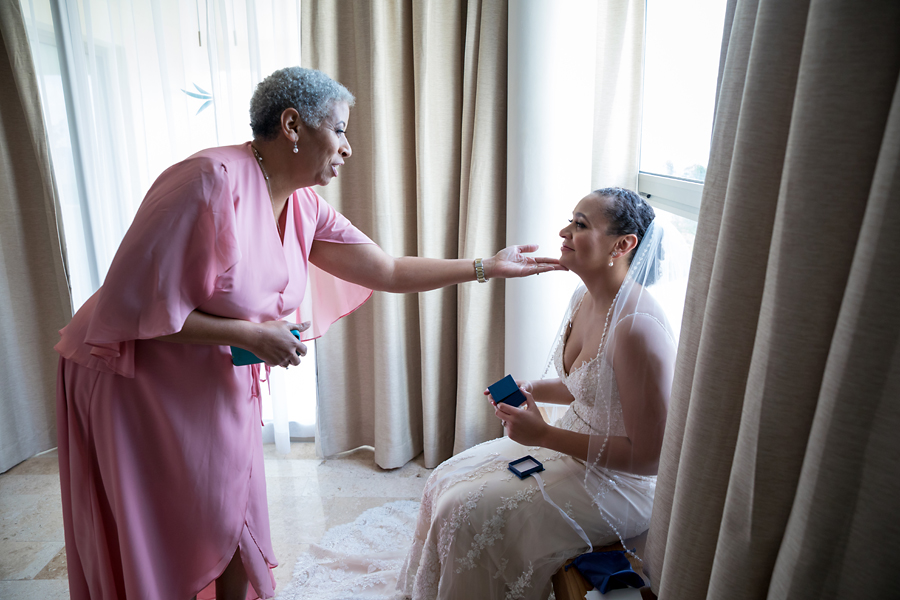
[
  {"xmin": 454, "ymin": 485, "xmax": 540, "ymax": 573},
  {"xmin": 439, "ymin": 484, "xmax": 487, "ymax": 562}
]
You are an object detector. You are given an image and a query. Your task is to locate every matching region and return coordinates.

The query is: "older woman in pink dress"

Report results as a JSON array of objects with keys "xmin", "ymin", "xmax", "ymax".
[{"xmin": 55, "ymin": 67, "xmax": 561, "ymax": 600}]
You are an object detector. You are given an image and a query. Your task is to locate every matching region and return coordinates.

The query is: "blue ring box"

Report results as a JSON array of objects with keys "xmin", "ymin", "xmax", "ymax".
[{"xmin": 488, "ymin": 374, "xmax": 527, "ymax": 407}]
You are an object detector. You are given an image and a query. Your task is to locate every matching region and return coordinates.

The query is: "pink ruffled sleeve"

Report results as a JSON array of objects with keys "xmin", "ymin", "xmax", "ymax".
[
  {"xmin": 294, "ymin": 188, "xmax": 374, "ymax": 341},
  {"xmin": 56, "ymin": 157, "xmax": 241, "ymax": 377}
]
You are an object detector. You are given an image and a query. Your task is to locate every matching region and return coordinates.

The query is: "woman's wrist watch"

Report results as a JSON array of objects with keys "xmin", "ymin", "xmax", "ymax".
[{"xmin": 474, "ymin": 258, "xmax": 487, "ymax": 283}]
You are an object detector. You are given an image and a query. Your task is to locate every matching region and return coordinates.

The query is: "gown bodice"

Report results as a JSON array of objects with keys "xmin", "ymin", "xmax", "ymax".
[{"xmin": 552, "ymin": 288, "xmax": 628, "ymax": 438}]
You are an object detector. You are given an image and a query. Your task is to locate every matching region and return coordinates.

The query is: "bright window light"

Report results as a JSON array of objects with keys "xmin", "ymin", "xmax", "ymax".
[{"xmin": 640, "ymin": 0, "xmax": 728, "ymax": 183}]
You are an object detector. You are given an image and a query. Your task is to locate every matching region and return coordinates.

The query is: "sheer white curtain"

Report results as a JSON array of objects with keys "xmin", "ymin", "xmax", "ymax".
[{"xmin": 19, "ymin": 0, "xmax": 310, "ymax": 452}]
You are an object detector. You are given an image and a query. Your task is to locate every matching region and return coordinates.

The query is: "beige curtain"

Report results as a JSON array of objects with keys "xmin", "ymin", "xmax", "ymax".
[
  {"xmin": 644, "ymin": 0, "xmax": 900, "ymax": 597},
  {"xmin": 303, "ymin": 0, "xmax": 508, "ymax": 469},
  {"xmin": 0, "ymin": 3, "xmax": 73, "ymax": 473}
]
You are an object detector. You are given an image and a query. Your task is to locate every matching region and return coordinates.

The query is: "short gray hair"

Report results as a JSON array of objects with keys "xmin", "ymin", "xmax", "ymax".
[{"xmin": 249, "ymin": 67, "xmax": 355, "ymax": 139}]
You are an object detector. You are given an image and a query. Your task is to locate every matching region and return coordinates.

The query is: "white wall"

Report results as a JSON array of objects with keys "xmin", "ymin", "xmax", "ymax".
[{"xmin": 506, "ymin": 0, "xmax": 598, "ymax": 380}]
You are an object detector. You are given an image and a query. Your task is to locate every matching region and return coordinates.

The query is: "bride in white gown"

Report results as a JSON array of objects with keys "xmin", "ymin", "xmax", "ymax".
[
  {"xmin": 397, "ymin": 188, "xmax": 679, "ymax": 600},
  {"xmin": 280, "ymin": 188, "xmax": 683, "ymax": 600}
]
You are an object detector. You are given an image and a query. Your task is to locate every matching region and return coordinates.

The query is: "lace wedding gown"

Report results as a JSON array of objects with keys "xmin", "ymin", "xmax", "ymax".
[{"xmin": 397, "ymin": 287, "xmax": 657, "ymax": 600}]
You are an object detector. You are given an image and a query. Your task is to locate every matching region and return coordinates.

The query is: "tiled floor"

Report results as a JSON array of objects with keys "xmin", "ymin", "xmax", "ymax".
[{"xmin": 0, "ymin": 443, "xmax": 430, "ymax": 599}]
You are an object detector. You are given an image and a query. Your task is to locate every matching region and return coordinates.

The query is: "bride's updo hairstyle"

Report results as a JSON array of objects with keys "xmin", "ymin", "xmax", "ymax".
[{"xmin": 595, "ymin": 186, "xmax": 664, "ymax": 285}]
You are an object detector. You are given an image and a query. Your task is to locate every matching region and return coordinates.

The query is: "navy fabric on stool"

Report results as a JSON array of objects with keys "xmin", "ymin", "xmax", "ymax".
[{"xmin": 567, "ymin": 551, "xmax": 645, "ymax": 594}]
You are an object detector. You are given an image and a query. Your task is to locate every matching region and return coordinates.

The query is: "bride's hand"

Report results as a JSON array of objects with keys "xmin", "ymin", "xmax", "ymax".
[
  {"xmin": 482, "ymin": 245, "xmax": 567, "ymax": 280},
  {"xmin": 494, "ymin": 389, "xmax": 548, "ymax": 446}
]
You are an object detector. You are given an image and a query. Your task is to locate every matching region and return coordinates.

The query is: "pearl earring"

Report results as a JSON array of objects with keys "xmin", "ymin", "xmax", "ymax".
[
  {"xmin": 609, "ymin": 252, "xmax": 617, "ymax": 267},
  {"xmin": 292, "ymin": 141, "xmax": 299, "ymax": 154}
]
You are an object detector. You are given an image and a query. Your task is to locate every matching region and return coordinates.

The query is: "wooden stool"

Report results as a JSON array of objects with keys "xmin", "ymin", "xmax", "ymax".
[{"xmin": 551, "ymin": 542, "xmax": 623, "ymax": 599}]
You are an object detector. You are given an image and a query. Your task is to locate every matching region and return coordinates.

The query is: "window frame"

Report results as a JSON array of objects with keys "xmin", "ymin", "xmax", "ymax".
[{"xmin": 637, "ymin": 171, "xmax": 703, "ymax": 221}]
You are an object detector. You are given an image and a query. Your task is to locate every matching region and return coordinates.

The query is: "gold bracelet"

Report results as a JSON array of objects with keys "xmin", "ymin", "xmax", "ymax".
[{"xmin": 474, "ymin": 258, "xmax": 487, "ymax": 283}]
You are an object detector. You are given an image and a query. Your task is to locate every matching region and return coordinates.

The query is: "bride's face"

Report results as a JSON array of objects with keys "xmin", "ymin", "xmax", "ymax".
[{"xmin": 558, "ymin": 193, "xmax": 617, "ymax": 274}]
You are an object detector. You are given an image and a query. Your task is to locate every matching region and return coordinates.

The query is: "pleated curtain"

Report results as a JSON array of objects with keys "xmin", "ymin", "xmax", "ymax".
[
  {"xmin": 0, "ymin": 2, "xmax": 72, "ymax": 472},
  {"xmin": 303, "ymin": 0, "xmax": 508, "ymax": 469},
  {"xmin": 644, "ymin": 0, "xmax": 900, "ymax": 597}
]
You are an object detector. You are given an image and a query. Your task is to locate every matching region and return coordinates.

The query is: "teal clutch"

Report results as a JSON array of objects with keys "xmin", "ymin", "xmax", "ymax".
[{"xmin": 231, "ymin": 329, "xmax": 301, "ymax": 366}]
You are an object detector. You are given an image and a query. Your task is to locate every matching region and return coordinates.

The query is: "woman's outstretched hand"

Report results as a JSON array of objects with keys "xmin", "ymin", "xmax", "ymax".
[
  {"xmin": 483, "ymin": 245, "xmax": 567, "ymax": 280},
  {"xmin": 492, "ymin": 388, "xmax": 549, "ymax": 447}
]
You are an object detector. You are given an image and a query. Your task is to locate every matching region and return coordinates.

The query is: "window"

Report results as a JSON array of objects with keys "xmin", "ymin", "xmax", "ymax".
[{"xmin": 638, "ymin": 0, "xmax": 728, "ymax": 223}]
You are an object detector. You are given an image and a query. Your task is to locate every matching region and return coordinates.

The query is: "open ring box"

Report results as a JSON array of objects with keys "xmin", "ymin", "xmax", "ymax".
[
  {"xmin": 508, "ymin": 455, "xmax": 544, "ymax": 480},
  {"xmin": 488, "ymin": 374, "xmax": 527, "ymax": 407}
]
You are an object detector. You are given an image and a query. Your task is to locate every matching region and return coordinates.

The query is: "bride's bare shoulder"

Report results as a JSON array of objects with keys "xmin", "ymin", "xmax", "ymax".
[{"xmin": 612, "ymin": 292, "xmax": 676, "ymax": 355}]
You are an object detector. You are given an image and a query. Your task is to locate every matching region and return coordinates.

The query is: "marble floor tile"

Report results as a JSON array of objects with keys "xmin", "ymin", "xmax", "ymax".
[
  {"xmin": 33, "ymin": 547, "xmax": 67, "ymax": 580},
  {"xmin": 268, "ymin": 495, "xmax": 327, "ymax": 545},
  {"xmin": 4, "ymin": 454, "xmax": 60, "ymax": 476},
  {"xmin": 0, "ymin": 540, "xmax": 65, "ymax": 580},
  {"xmin": 0, "ymin": 492, "xmax": 65, "ymax": 543},
  {"xmin": 264, "ymin": 458, "xmax": 321, "ymax": 479},
  {"xmin": 0, "ymin": 579, "xmax": 70, "ymax": 599},
  {"xmin": 263, "ymin": 441, "xmax": 318, "ymax": 461},
  {"xmin": 0, "ymin": 474, "xmax": 62, "ymax": 498},
  {"xmin": 265, "ymin": 472, "xmax": 322, "ymax": 499},
  {"xmin": 315, "ymin": 450, "xmax": 430, "ymax": 499}
]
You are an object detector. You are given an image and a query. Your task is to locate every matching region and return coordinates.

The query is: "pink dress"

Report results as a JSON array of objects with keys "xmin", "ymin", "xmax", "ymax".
[{"xmin": 54, "ymin": 143, "xmax": 373, "ymax": 600}]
